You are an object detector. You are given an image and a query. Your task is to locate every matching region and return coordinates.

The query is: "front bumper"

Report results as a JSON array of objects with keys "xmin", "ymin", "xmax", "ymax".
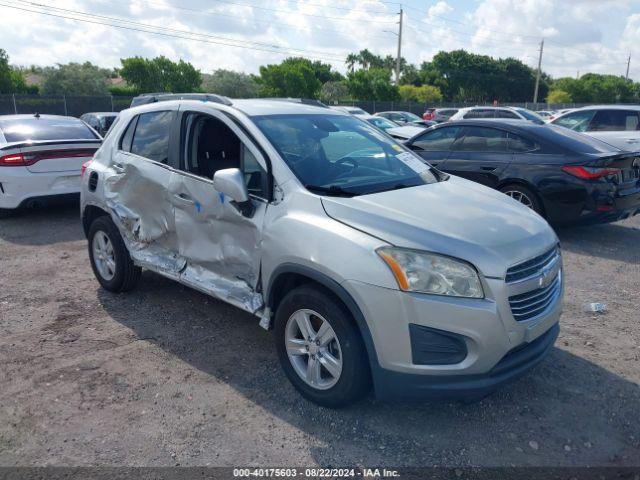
[
  {"xmin": 342, "ymin": 269, "xmax": 562, "ymax": 400},
  {"xmin": 374, "ymin": 322, "xmax": 558, "ymax": 401}
]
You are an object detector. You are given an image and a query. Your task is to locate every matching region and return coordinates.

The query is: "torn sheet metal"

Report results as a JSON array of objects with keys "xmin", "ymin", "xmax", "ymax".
[{"xmin": 103, "ymin": 155, "xmax": 186, "ymax": 278}]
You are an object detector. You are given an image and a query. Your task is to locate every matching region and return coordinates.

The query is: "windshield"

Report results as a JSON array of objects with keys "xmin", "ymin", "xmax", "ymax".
[
  {"xmin": 515, "ymin": 108, "xmax": 545, "ymax": 124},
  {"xmin": 367, "ymin": 117, "xmax": 397, "ymax": 131},
  {"xmin": 253, "ymin": 114, "xmax": 438, "ymax": 196},
  {"xmin": 0, "ymin": 116, "xmax": 99, "ymax": 142}
]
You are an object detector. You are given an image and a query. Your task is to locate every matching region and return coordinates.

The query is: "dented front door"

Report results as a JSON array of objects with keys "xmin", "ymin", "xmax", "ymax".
[{"xmin": 169, "ymin": 110, "xmax": 268, "ymax": 313}]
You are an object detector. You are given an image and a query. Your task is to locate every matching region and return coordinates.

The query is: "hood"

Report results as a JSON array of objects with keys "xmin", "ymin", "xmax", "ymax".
[{"xmin": 321, "ymin": 176, "xmax": 557, "ymax": 278}]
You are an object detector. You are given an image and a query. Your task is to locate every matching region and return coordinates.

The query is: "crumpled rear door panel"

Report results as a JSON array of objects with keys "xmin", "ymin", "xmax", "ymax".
[{"xmin": 104, "ymin": 153, "xmax": 186, "ymax": 277}]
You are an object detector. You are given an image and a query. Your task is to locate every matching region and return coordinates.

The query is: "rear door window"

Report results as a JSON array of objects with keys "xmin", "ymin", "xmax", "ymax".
[
  {"xmin": 508, "ymin": 133, "xmax": 538, "ymax": 152},
  {"xmin": 0, "ymin": 116, "xmax": 99, "ymax": 142},
  {"xmin": 411, "ymin": 127, "xmax": 461, "ymax": 151},
  {"xmin": 455, "ymin": 127, "xmax": 509, "ymax": 152},
  {"xmin": 589, "ymin": 110, "xmax": 640, "ymax": 131},
  {"xmin": 129, "ymin": 111, "xmax": 173, "ymax": 163}
]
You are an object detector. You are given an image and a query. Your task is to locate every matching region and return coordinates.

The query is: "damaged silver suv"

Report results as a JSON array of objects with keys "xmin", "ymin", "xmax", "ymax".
[{"xmin": 81, "ymin": 95, "xmax": 562, "ymax": 407}]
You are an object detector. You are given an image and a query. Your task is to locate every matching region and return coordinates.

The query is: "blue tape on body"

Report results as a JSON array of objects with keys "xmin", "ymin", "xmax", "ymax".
[
  {"xmin": 219, "ymin": 192, "xmax": 225, "ymax": 204},
  {"xmin": 195, "ymin": 201, "xmax": 202, "ymax": 213}
]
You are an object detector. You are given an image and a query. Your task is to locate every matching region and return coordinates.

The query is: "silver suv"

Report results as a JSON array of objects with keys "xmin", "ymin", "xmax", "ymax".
[{"xmin": 80, "ymin": 95, "xmax": 562, "ymax": 407}]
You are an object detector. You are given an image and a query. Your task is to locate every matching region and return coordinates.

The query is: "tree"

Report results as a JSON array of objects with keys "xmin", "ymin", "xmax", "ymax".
[
  {"xmin": 257, "ymin": 57, "xmax": 338, "ymax": 98},
  {"xmin": 346, "ymin": 68, "xmax": 399, "ymax": 101},
  {"xmin": 319, "ymin": 81, "xmax": 349, "ymax": 102},
  {"xmin": 551, "ymin": 74, "xmax": 636, "ymax": 103},
  {"xmin": 0, "ymin": 49, "xmax": 33, "ymax": 94},
  {"xmin": 202, "ymin": 69, "xmax": 259, "ymax": 98},
  {"xmin": 399, "ymin": 84, "xmax": 443, "ymax": 103},
  {"xmin": 546, "ymin": 89, "xmax": 572, "ymax": 103},
  {"xmin": 120, "ymin": 56, "xmax": 202, "ymax": 93},
  {"xmin": 41, "ymin": 62, "xmax": 111, "ymax": 95}
]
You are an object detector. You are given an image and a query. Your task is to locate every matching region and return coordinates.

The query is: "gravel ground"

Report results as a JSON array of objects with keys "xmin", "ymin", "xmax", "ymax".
[{"xmin": 0, "ymin": 203, "xmax": 638, "ymax": 467}]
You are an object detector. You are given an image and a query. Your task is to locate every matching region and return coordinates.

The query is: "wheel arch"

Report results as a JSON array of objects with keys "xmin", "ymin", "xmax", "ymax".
[
  {"xmin": 266, "ymin": 263, "xmax": 381, "ymax": 374},
  {"xmin": 82, "ymin": 204, "xmax": 110, "ymax": 238},
  {"xmin": 496, "ymin": 178, "xmax": 547, "ymax": 217}
]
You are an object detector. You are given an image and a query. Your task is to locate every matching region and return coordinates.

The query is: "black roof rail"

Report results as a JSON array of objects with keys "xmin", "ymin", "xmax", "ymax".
[
  {"xmin": 130, "ymin": 93, "xmax": 233, "ymax": 108},
  {"xmin": 259, "ymin": 98, "xmax": 329, "ymax": 108}
]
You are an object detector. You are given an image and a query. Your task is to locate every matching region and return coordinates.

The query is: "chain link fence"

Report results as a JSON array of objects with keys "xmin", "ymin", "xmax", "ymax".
[
  {"xmin": 1, "ymin": 94, "xmax": 637, "ymax": 117},
  {"xmin": 0, "ymin": 94, "xmax": 135, "ymax": 116}
]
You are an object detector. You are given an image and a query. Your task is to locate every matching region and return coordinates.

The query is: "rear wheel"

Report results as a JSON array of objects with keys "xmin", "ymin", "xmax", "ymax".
[
  {"xmin": 500, "ymin": 184, "xmax": 544, "ymax": 216},
  {"xmin": 88, "ymin": 215, "xmax": 141, "ymax": 292},
  {"xmin": 274, "ymin": 285, "xmax": 370, "ymax": 407}
]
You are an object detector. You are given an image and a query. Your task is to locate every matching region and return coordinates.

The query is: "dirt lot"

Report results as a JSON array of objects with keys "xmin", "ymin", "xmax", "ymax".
[{"xmin": 0, "ymin": 203, "xmax": 639, "ymax": 467}]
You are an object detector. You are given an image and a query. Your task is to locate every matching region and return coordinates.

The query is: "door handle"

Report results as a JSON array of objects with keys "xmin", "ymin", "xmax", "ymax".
[
  {"xmin": 112, "ymin": 163, "xmax": 125, "ymax": 173},
  {"xmin": 481, "ymin": 166, "xmax": 497, "ymax": 171},
  {"xmin": 174, "ymin": 193, "xmax": 194, "ymax": 204}
]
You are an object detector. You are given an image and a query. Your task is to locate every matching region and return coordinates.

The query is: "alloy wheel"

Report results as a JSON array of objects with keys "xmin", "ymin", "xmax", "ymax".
[
  {"xmin": 92, "ymin": 230, "xmax": 116, "ymax": 281},
  {"xmin": 504, "ymin": 190, "xmax": 534, "ymax": 209},
  {"xmin": 284, "ymin": 309, "xmax": 343, "ymax": 390}
]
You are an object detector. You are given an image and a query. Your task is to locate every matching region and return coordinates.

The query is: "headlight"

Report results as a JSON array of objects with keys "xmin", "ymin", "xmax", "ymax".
[{"xmin": 377, "ymin": 247, "xmax": 484, "ymax": 298}]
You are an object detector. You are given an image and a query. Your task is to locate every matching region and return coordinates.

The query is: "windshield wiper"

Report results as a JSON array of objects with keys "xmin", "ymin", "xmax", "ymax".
[{"xmin": 305, "ymin": 184, "xmax": 358, "ymax": 197}]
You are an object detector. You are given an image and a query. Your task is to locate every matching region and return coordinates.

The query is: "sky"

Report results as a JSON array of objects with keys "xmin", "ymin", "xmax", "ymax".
[{"xmin": 2, "ymin": 0, "xmax": 639, "ymax": 80}]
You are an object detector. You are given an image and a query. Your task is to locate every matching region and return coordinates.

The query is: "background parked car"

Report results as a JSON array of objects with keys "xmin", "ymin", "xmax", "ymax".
[
  {"xmin": 361, "ymin": 115, "xmax": 399, "ymax": 132},
  {"xmin": 549, "ymin": 105, "xmax": 640, "ymax": 151},
  {"xmin": 375, "ymin": 111, "xmax": 433, "ymax": 127},
  {"xmin": 431, "ymin": 108, "xmax": 459, "ymax": 123},
  {"xmin": 547, "ymin": 108, "xmax": 574, "ymax": 121},
  {"xmin": 449, "ymin": 106, "xmax": 545, "ymax": 124},
  {"xmin": 80, "ymin": 112, "xmax": 118, "ymax": 137},
  {"xmin": 422, "ymin": 108, "xmax": 436, "ymax": 121},
  {"xmin": 536, "ymin": 110, "xmax": 555, "ymax": 119},
  {"xmin": 404, "ymin": 119, "xmax": 640, "ymax": 225},
  {"xmin": 329, "ymin": 106, "xmax": 369, "ymax": 117},
  {"xmin": 0, "ymin": 114, "xmax": 101, "ymax": 215}
]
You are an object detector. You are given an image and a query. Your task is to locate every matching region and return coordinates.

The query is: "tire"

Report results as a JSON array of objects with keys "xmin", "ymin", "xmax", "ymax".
[
  {"xmin": 88, "ymin": 215, "xmax": 141, "ymax": 292},
  {"xmin": 499, "ymin": 183, "xmax": 544, "ymax": 216},
  {"xmin": 274, "ymin": 285, "xmax": 370, "ymax": 408}
]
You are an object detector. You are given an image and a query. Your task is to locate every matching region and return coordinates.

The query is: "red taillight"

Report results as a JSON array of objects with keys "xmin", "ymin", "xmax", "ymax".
[
  {"xmin": 562, "ymin": 165, "xmax": 621, "ymax": 180},
  {"xmin": 0, "ymin": 153, "xmax": 26, "ymax": 166},
  {"xmin": 81, "ymin": 161, "xmax": 92, "ymax": 177},
  {"xmin": 0, "ymin": 149, "xmax": 97, "ymax": 167}
]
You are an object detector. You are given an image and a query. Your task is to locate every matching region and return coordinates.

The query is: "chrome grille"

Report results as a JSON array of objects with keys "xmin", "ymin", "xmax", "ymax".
[
  {"xmin": 505, "ymin": 246, "xmax": 559, "ymax": 283},
  {"xmin": 509, "ymin": 272, "xmax": 561, "ymax": 322}
]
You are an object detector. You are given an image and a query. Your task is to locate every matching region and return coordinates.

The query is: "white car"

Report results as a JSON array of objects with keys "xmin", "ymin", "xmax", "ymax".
[
  {"xmin": 449, "ymin": 106, "xmax": 545, "ymax": 124},
  {"xmin": 549, "ymin": 106, "xmax": 640, "ymax": 151},
  {"xmin": 0, "ymin": 114, "xmax": 102, "ymax": 215}
]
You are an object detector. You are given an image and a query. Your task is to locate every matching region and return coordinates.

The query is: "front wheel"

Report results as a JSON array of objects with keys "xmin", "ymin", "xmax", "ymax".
[
  {"xmin": 499, "ymin": 184, "xmax": 544, "ymax": 216},
  {"xmin": 88, "ymin": 215, "xmax": 141, "ymax": 292},
  {"xmin": 274, "ymin": 285, "xmax": 370, "ymax": 408}
]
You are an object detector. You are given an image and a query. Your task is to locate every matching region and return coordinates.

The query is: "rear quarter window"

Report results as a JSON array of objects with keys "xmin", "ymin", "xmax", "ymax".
[{"xmin": 0, "ymin": 116, "xmax": 99, "ymax": 142}]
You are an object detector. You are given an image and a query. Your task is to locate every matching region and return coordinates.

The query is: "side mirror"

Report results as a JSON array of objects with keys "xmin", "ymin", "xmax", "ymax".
[{"xmin": 213, "ymin": 168, "xmax": 254, "ymax": 217}]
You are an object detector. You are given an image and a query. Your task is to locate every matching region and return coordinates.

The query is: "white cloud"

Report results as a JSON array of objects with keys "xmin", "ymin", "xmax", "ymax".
[{"xmin": 0, "ymin": 0, "xmax": 637, "ymax": 80}]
